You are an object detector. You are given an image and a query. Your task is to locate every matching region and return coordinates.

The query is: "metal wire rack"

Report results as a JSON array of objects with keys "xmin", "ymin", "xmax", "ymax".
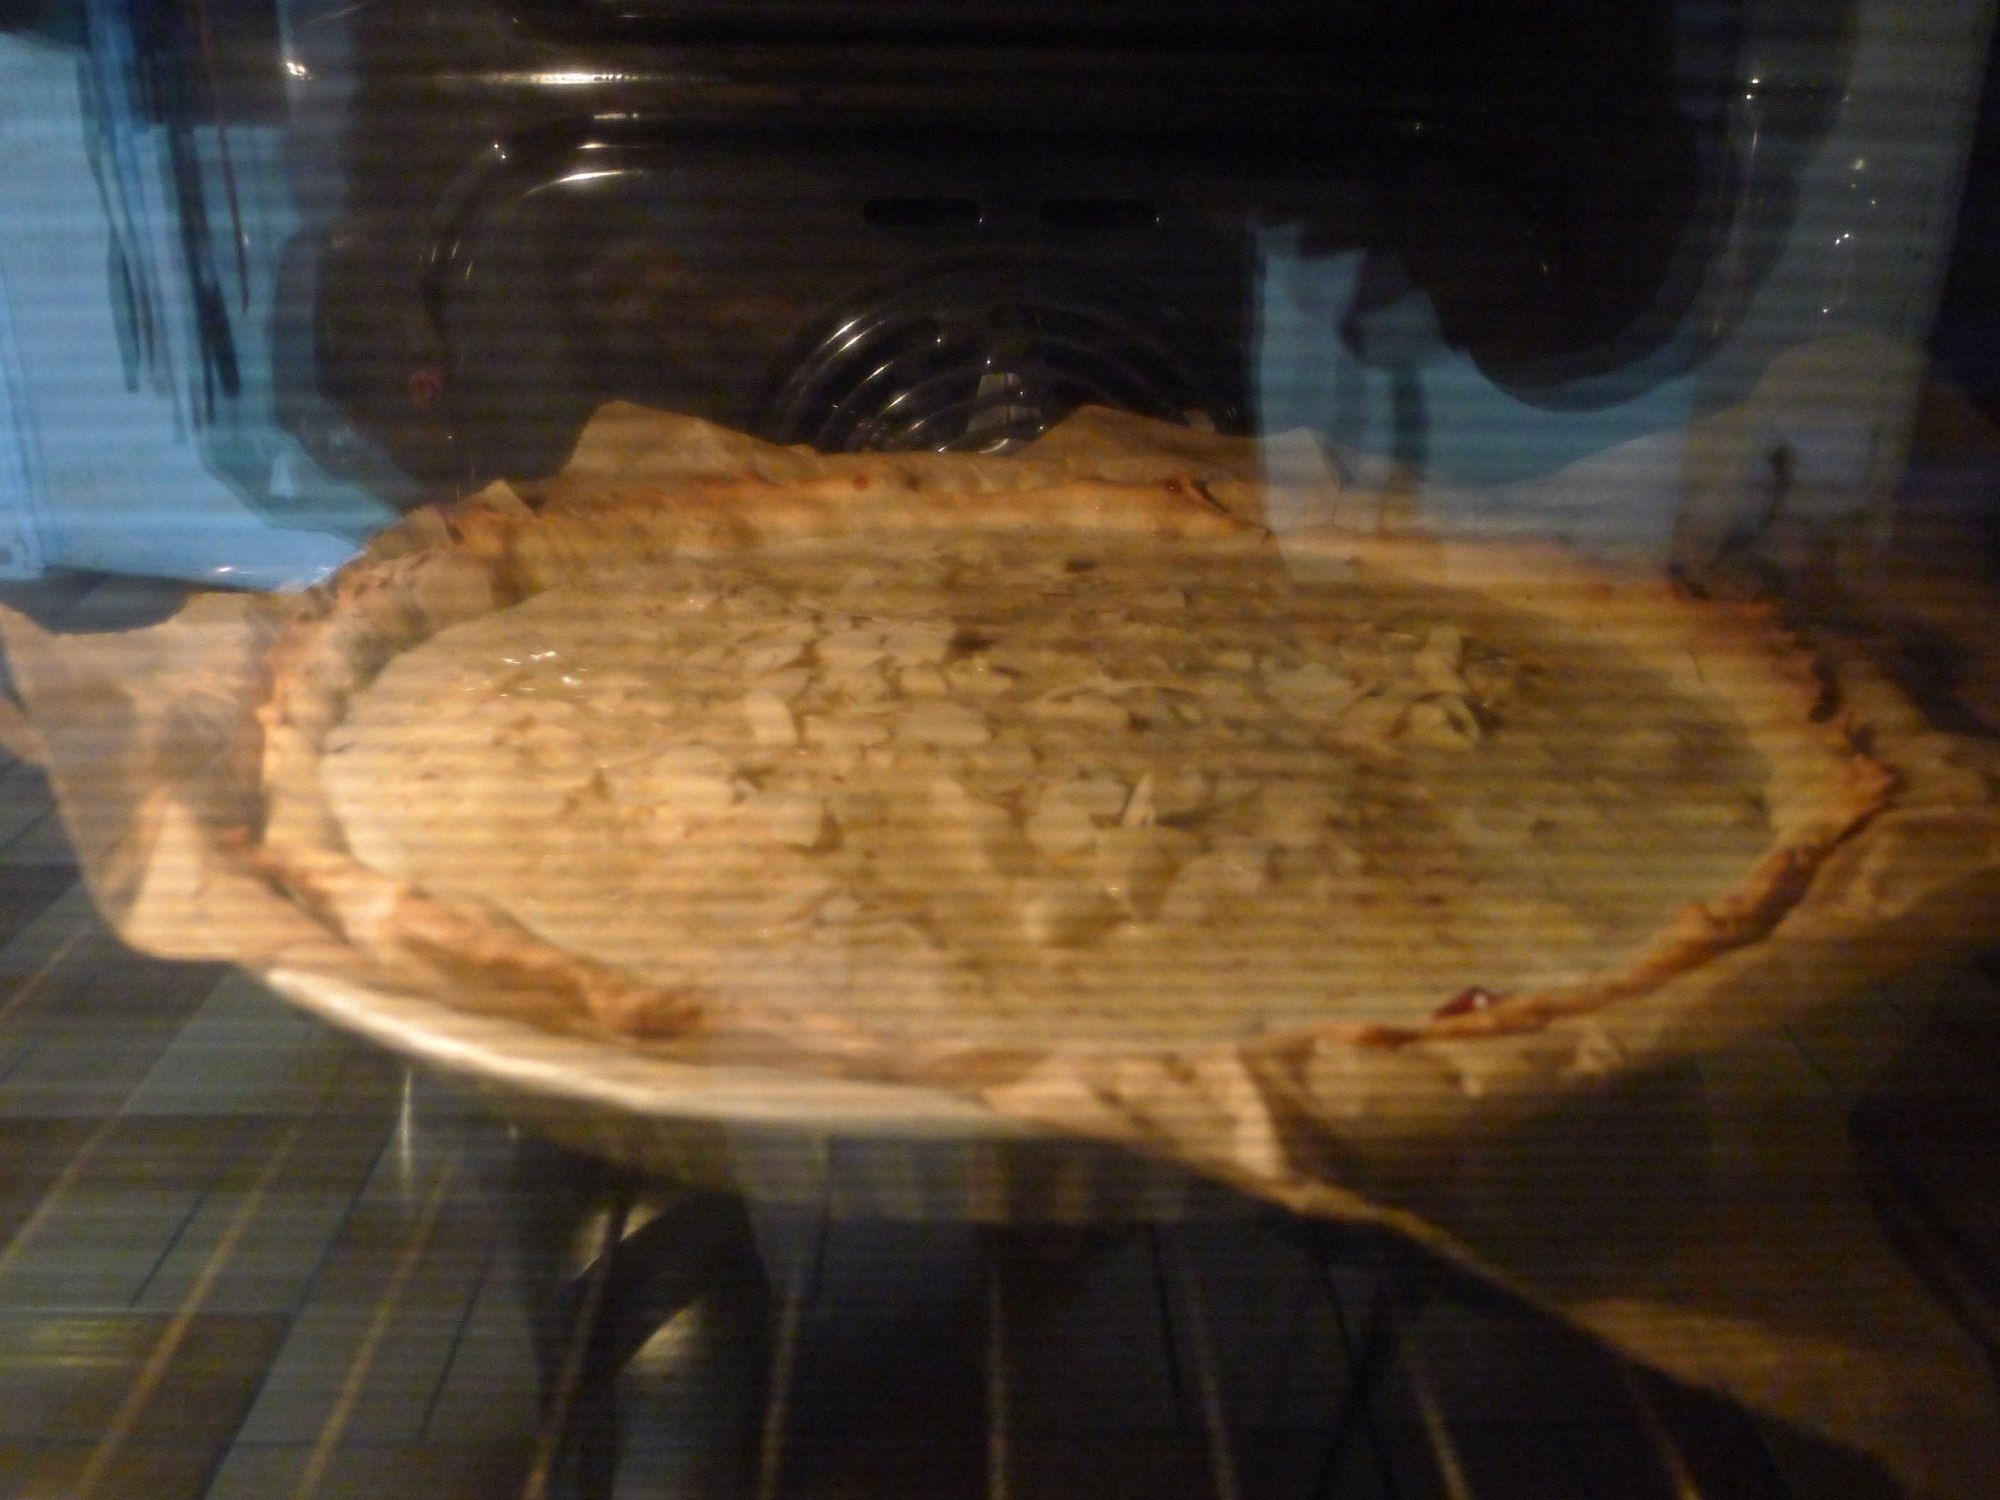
[{"xmin": 509, "ymin": 1140, "xmax": 1910, "ymax": 1500}]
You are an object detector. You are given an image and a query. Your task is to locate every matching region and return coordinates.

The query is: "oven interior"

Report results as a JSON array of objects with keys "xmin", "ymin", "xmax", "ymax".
[
  {"xmin": 288, "ymin": 0, "xmax": 1747, "ymax": 489},
  {"xmin": 0, "ymin": 0, "xmax": 1995, "ymax": 1495}
]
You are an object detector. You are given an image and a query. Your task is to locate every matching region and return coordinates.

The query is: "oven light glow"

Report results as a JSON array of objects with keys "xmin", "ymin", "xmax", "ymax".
[
  {"xmin": 1852, "ymin": 157, "xmax": 1867, "ymax": 171},
  {"xmin": 284, "ymin": 59, "xmax": 309, "ymax": 78},
  {"xmin": 559, "ymin": 169, "xmax": 622, "ymax": 187},
  {"xmin": 536, "ymin": 70, "xmax": 614, "ymax": 87}
]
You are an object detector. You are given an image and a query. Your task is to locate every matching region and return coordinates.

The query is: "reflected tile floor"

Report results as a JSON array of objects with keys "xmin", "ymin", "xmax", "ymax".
[
  {"xmin": 0, "ymin": 575, "xmax": 1996, "ymax": 1499},
  {"xmin": 0, "ymin": 575, "xmax": 541, "ymax": 1498},
  {"xmin": 0, "ymin": 896, "xmax": 542, "ymax": 1497}
]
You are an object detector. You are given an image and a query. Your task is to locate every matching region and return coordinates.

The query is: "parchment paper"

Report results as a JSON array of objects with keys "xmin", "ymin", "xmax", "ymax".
[{"xmin": 5, "ymin": 401, "xmax": 2000, "ymax": 1496}]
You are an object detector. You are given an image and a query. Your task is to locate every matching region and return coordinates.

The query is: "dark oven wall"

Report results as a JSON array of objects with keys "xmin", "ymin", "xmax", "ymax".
[{"xmin": 282, "ymin": 0, "xmax": 1795, "ymax": 493}]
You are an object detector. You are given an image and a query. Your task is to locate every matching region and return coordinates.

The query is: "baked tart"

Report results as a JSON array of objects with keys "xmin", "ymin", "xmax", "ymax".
[{"xmin": 251, "ymin": 469, "xmax": 1891, "ymax": 1063}]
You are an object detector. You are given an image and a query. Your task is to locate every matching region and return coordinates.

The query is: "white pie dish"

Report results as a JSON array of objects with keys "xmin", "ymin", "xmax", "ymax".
[{"xmin": 265, "ymin": 965, "xmax": 1248, "ymax": 1223}]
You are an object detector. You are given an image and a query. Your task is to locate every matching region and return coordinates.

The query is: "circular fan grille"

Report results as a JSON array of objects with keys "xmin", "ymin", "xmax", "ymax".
[{"xmin": 756, "ymin": 264, "xmax": 1239, "ymax": 455}]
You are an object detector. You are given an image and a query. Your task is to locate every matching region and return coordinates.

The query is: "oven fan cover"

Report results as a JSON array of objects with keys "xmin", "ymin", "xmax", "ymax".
[{"xmin": 754, "ymin": 263, "xmax": 1242, "ymax": 455}]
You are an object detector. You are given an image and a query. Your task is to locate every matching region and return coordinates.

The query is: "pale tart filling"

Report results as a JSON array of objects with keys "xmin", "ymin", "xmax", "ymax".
[{"xmin": 321, "ymin": 530, "xmax": 1772, "ymax": 1047}]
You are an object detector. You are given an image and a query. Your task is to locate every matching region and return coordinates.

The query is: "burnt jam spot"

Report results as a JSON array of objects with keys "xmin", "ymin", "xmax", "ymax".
[
  {"xmin": 1435, "ymin": 986, "xmax": 1502, "ymax": 1019},
  {"xmin": 1063, "ymin": 557, "xmax": 1100, "ymax": 573}
]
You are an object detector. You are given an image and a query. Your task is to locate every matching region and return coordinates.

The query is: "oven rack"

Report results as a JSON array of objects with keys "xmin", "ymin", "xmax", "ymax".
[{"xmin": 516, "ymin": 1147, "xmax": 1919, "ymax": 1500}]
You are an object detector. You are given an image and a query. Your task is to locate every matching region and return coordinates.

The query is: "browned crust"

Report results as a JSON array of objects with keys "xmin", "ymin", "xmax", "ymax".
[
  {"xmin": 1264, "ymin": 528, "xmax": 1897, "ymax": 1044},
  {"xmin": 250, "ymin": 471, "xmax": 1893, "ymax": 1078}
]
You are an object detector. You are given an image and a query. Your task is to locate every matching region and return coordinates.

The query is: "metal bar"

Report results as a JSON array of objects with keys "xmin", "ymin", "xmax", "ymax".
[
  {"xmin": 984, "ymin": 1236, "xmax": 1011, "ymax": 1500},
  {"xmin": 1158, "ymin": 1233, "xmax": 1242, "ymax": 1500},
  {"xmin": 752, "ymin": 1214, "xmax": 823, "ymax": 1500},
  {"xmin": 1312, "ymin": 1236, "xmax": 1403, "ymax": 1500},
  {"xmin": 1859, "ymin": 1142, "xmax": 2000, "ymax": 1379},
  {"xmin": 1610, "ymin": 1360, "xmax": 1708, "ymax": 1500},
  {"xmin": 1146, "ymin": 1224, "xmax": 1192, "ymax": 1430},
  {"xmin": 522, "ymin": 1188, "xmax": 632, "ymax": 1500},
  {"xmin": 1392, "ymin": 1316, "xmax": 1475, "ymax": 1500}
]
